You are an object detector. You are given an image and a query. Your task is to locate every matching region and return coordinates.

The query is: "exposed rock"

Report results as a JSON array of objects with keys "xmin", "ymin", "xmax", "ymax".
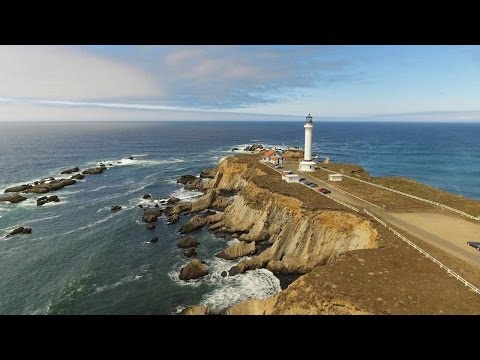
[
  {"xmin": 33, "ymin": 181, "xmax": 39, "ymax": 185},
  {"xmin": 61, "ymin": 167, "xmax": 79, "ymax": 174},
  {"xmin": 150, "ymin": 236, "xmax": 159, "ymax": 243},
  {"xmin": 70, "ymin": 174, "xmax": 85, "ymax": 180},
  {"xmin": 179, "ymin": 215, "xmax": 207, "ymax": 234},
  {"xmin": 164, "ymin": 203, "xmax": 191, "ymax": 216},
  {"xmin": 128, "ymin": 156, "xmax": 134, "ymax": 160},
  {"xmin": 200, "ymin": 168, "xmax": 216, "ymax": 179},
  {"xmin": 138, "ymin": 204, "xmax": 144, "ymax": 208},
  {"xmin": 111, "ymin": 205, "xmax": 122, "ymax": 212},
  {"xmin": 146, "ymin": 223, "xmax": 156, "ymax": 230},
  {"xmin": 4, "ymin": 184, "xmax": 32, "ymax": 193},
  {"xmin": 82, "ymin": 167, "xmax": 104, "ymax": 175},
  {"xmin": 37, "ymin": 195, "xmax": 59, "ymax": 206},
  {"xmin": 167, "ymin": 214, "xmax": 179, "ymax": 225},
  {"xmin": 185, "ymin": 248, "xmax": 197, "ymax": 258},
  {"xmin": 167, "ymin": 196, "xmax": 180, "ymax": 204},
  {"xmin": 184, "ymin": 178, "xmax": 205, "ymax": 191},
  {"xmin": 179, "ymin": 259, "xmax": 208, "ymax": 281},
  {"xmin": 177, "ymin": 175, "xmax": 197, "ymax": 185},
  {"xmin": 142, "ymin": 208, "xmax": 163, "ymax": 223},
  {"xmin": 6, "ymin": 226, "xmax": 32, "ymax": 238},
  {"xmin": 47, "ymin": 195, "xmax": 60, "ymax": 202},
  {"xmin": 180, "ymin": 305, "xmax": 209, "ymax": 315},
  {"xmin": 228, "ymin": 265, "xmax": 241, "ymax": 277},
  {"xmin": 0, "ymin": 194, "xmax": 27, "ymax": 203},
  {"xmin": 190, "ymin": 190, "xmax": 218, "ymax": 213},
  {"xmin": 23, "ymin": 179, "xmax": 76, "ymax": 194},
  {"xmin": 99, "ymin": 164, "xmax": 106, "ymax": 168},
  {"xmin": 154, "ymin": 204, "xmax": 160, "ymax": 208},
  {"xmin": 221, "ymin": 271, "xmax": 228, "ymax": 278},
  {"xmin": 284, "ymin": 150, "xmax": 304, "ymax": 160},
  {"xmin": 143, "ymin": 194, "xmax": 151, "ymax": 199},
  {"xmin": 217, "ymin": 241, "xmax": 255, "ymax": 260},
  {"xmin": 244, "ymin": 144, "xmax": 264, "ymax": 152},
  {"xmin": 205, "ymin": 211, "xmax": 224, "ymax": 224},
  {"xmin": 178, "ymin": 236, "xmax": 198, "ymax": 249}
]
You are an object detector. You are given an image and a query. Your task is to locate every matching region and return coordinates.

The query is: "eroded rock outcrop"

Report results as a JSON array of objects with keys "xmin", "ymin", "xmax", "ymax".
[
  {"xmin": 61, "ymin": 167, "xmax": 79, "ymax": 174},
  {"xmin": 0, "ymin": 194, "xmax": 27, "ymax": 203},
  {"xmin": 180, "ymin": 305, "xmax": 209, "ymax": 315},
  {"xmin": 178, "ymin": 236, "xmax": 198, "ymax": 249},
  {"xmin": 4, "ymin": 184, "xmax": 32, "ymax": 193},
  {"xmin": 142, "ymin": 208, "xmax": 163, "ymax": 223},
  {"xmin": 6, "ymin": 226, "xmax": 32, "ymax": 238},
  {"xmin": 188, "ymin": 156, "xmax": 378, "ymax": 275},
  {"xmin": 179, "ymin": 259, "xmax": 208, "ymax": 280},
  {"xmin": 179, "ymin": 215, "xmax": 207, "ymax": 234},
  {"xmin": 23, "ymin": 179, "xmax": 76, "ymax": 194},
  {"xmin": 82, "ymin": 167, "xmax": 104, "ymax": 175},
  {"xmin": 216, "ymin": 241, "xmax": 255, "ymax": 260}
]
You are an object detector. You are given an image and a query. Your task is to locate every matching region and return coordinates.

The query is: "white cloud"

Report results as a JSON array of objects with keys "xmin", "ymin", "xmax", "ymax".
[
  {"xmin": 0, "ymin": 101, "xmax": 297, "ymax": 122},
  {"xmin": 0, "ymin": 46, "xmax": 162, "ymax": 100}
]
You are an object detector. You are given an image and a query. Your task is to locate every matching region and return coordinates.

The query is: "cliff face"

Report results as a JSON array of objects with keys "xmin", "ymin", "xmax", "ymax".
[{"xmin": 203, "ymin": 156, "xmax": 378, "ymax": 275}]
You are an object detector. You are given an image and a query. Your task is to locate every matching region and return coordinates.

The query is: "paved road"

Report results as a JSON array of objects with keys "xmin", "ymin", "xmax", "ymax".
[{"xmin": 277, "ymin": 162, "xmax": 480, "ymax": 268}]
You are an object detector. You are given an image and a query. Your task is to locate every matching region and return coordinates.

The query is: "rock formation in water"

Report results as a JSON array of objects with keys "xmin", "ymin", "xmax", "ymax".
[
  {"xmin": 61, "ymin": 167, "xmax": 80, "ymax": 174},
  {"xmin": 0, "ymin": 194, "xmax": 27, "ymax": 203},
  {"xmin": 179, "ymin": 259, "xmax": 208, "ymax": 280},
  {"xmin": 6, "ymin": 226, "xmax": 32, "ymax": 238}
]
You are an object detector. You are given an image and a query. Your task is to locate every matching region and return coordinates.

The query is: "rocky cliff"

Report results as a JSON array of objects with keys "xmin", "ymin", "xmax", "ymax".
[{"xmin": 201, "ymin": 156, "xmax": 378, "ymax": 275}]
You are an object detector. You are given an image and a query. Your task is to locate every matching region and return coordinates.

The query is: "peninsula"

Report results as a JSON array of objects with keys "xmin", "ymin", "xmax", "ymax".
[{"xmin": 174, "ymin": 151, "xmax": 480, "ymax": 314}]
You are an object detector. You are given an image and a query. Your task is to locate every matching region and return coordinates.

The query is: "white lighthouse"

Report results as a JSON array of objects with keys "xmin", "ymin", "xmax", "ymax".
[{"xmin": 299, "ymin": 113, "xmax": 316, "ymax": 172}]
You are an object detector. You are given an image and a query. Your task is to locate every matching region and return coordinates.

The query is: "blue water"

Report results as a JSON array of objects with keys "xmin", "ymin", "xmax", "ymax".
[{"xmin": 0, "ymin": 121, "xmax": 479, "ymax": 314}]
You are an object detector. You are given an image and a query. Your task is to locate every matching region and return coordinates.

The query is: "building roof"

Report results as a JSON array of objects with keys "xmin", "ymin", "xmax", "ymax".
[{"xmin": 262, "ymin": 150, "xmax": 276, "ymax": 158}]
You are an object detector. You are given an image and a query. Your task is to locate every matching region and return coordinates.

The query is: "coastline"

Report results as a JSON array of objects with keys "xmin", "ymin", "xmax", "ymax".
[{"xmin": 176, "ymin": 153, "xmax": 480, "ymax": 314}]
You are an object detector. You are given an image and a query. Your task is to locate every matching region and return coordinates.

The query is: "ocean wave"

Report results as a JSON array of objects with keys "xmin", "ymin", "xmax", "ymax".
[
  {"xmin": 170, "ymin": 188, "xmax": 204, "ymax": 202},
  {"xmin": 89, "ymin": 185, "xmax": 122, "ymax": 192},
  {"xmin": 131, "ymin": 154, "xmax": 148, "ymax": 157},
  {"xmin": 95, "ymin": 264, "xmax": 152, "ymax": 294},
  {"xmin": 24, "ymin": 214, "xmax": 61, "ymax": 224},
  {"xmin": 57, "ymin": 210, "xmax": 125, "ymax": 236}
]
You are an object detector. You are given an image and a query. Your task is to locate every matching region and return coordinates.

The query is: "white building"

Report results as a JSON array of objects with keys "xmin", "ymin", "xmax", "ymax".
[
  {"xmin": 328, "ymin": 173, "xmax": 343, "ymax": 182},
  {"xmin": 283, "ymin": 174, "xmax": 300, "ymax": 183},
  {"xmin": 299, "ymin": 114, "xmax": 316, "ymax": 172},
  {"xmin": 260, "ymin": 149, "xmax": 284, "ymax": 165}
]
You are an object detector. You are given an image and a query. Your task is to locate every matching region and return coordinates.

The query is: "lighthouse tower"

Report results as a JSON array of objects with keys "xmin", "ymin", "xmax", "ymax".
[{"xmin": 299, "ymin": 114, "xmax": 316, "ymax": 172}]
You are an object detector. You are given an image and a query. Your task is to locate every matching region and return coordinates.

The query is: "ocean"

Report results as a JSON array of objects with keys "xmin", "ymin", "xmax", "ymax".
[{"xmin": 0, "ymin": 121, "xmax": 479, "ymax": 314}]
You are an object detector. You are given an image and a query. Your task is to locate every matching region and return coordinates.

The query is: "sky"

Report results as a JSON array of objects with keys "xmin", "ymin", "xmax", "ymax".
[{"xmin": 1, "ymin": 45, "xmax": 480, "ymax": 122}]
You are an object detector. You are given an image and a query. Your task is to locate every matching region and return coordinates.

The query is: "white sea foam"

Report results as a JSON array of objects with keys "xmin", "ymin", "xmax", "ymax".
[
  {"xmin": 131, "ymin": 154, "xmax": 148, "ymax": 157},
  {"xmin": 170, "ymin": 188, "xmax": 204, "ymax": 202},
  {"xmin": 170, "ymin": 256, "xmax": 281, "ymax": 313},
  {"xmin": 89, "ymin": 185, "xmax": 122, "ymax": 192},
  {"xmin": 57, "ymin": 210, "xmax": 124, "ymax": 236},
  {"xmin": 226, "ymin": 238, "xmax": 241, "ymax": 246},
  {"xmin": 24, "ymin": 214, "xmax": 61, "ymax": 224},
  {"xmin": 94, "ymin": 264, "xmax": 152, "ymax": 293},
  {"xmin": 200, "ymin": 267, "xmax": 281, "ymax": 313}
]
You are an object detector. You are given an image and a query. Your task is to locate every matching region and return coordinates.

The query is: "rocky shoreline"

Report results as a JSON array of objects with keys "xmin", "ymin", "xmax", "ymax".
[
  {"xmin": 168, "ymin": 154, "xmax": 378, "ymax": 314},
  {"xmin": 0, "ymin": 156, "xmax": 138, "ymax": 238},
  {"xmin": 175, "ymin": 153, "xmax": 480, "ymax": 315}
]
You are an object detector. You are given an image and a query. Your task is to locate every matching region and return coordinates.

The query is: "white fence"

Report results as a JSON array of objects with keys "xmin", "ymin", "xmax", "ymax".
[
  {"xmin": 318, "ymin": 167, "xmax": 480, "ymax": 222},
  {"xmin": 364, "ymin": 209, "xmax": 480, "ymax": 295}
]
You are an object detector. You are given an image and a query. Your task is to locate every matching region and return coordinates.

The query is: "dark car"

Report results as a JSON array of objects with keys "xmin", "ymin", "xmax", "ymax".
[
  {"xmin": 299, "ymin": 178, "xmax": 306, "ymax": 182},
  {"xmin": 467, "ymin": 241, "xmax": 480, "ymax": 251},
  {"xmin": 308, "ymin": 183, "xmax": 318, "ymax": 188},
  {"xmin": 318, "ymin": 188, "xmax": 331, "ymax": 194}
]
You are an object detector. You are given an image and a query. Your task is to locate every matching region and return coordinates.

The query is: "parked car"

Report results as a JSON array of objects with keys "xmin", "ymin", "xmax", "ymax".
[
  {"xmin": 299, "ymin": 178, "xmax": 306, "ymax": 182},
  {"xmin": 318, "ymin": 188, "xmax": 331, "ymax": 194},
  {"xmin": 308, "ymin": 183, "xmax": 318, "ymax": 188},
  {"xmin": 283, "ymin": 170, "xmax": 293, "ymax": 175},
  {"xmin": 467, "ymin": 241, "xmax": 480, "ymax": 251}
]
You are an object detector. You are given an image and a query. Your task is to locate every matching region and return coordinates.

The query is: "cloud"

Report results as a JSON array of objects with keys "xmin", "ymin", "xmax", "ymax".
[
  {"xmin": 0, "ymin": 46, "xmax": 162, "ymax": 101},
  {"xmin": 115, "ymin": 45, "xmax": 355, "ymax": 109},
  {"xmin": 0, "ymin": 100, "xmax": 298, "ymax": 122}
]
